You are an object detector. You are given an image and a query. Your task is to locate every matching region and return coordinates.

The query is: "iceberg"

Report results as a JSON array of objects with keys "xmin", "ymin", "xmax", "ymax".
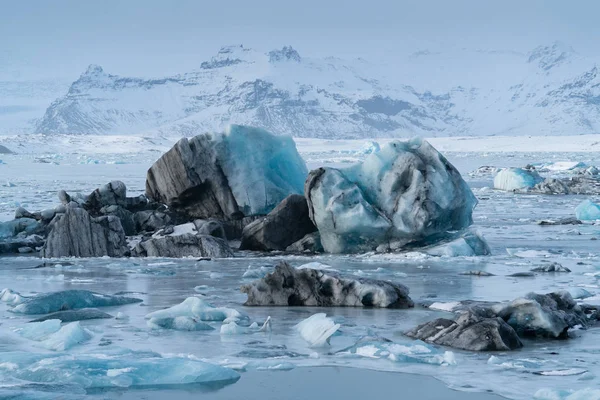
[
  {"xmin": 147, "ymin": 316, "xmax": 214, "ymax": 331},
  {"xmin": 11, "ymin": 290, "xmax": 142, "ymax": 315},
  {"xmin": 145, "ymin": 296, "xmax": 247, "ymax": 323},
  {"xmin": 294, "ymin": 313, "xmax": 340, "ymax": 347},
  {"xmin": 575, "ymin": 199, "xmax": 600, "ymax": 221},
  {"xmin": 146, "ymin": 125, "xmax": 308, "ymax": 219},
  {"xmin": 493, "ymin": 167, "xmax": 543, "ymax": 191},
  {"xmin": 305, "ymin": 138, "xmax": 477, "ymax": 253}
]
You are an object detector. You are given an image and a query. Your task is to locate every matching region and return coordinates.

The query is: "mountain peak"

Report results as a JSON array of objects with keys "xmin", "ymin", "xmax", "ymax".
[
  {"xmin": 83, "ymin": 64, "xmax": 105, "ymax": 76},
  {"xmin": 527, "ymin": 42, "xmax": 575, "ymax": 71},
  {"xmin": 268, "ymin": 46, "xmax": 301, "ymax": 63},
  {"xmin": 201, "ymin": 45, "xmax": 253, "ymax": 69}
]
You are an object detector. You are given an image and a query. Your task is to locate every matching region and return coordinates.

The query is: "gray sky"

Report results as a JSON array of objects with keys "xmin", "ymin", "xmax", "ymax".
[{"xmin": 1, "ymin": 0, "xmax": 598, "ymax": 79}]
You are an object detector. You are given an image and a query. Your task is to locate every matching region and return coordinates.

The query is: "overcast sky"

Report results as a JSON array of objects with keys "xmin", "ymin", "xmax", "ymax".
[{"xmin": 1, "ymin": 0, "xmax": 598, "ymax": 79}]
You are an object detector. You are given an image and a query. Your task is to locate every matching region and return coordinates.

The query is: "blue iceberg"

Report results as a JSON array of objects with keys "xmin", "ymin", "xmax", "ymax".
[
  {"xmin": 493, "ymin": 167, "xmax": 543, "ymax": 191},
  {"xmin": 217, "ymin": 125, "xmax": 308, "ymax": 215},
  {"xmin": 575, "ymin": 199, "xmax": 600, "ymax": 221},
  {"xmin": 5, "ymin": 348, "xmax": 240, "ymax": 391},
  {"xmin": 11, "ymin": 290, "xmax": 142, "ymax": 315},
  {"xmin": 305, "ymin": 138, "xmax": 477, "ymax": 253}
]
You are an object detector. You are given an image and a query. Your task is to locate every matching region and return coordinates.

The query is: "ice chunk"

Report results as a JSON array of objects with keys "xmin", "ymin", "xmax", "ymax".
[
  {"xmin": 40, "ymin": 322, "xmax": 92, "ymax": 351},
  {"xmin": 17, "ymin": 319, "xmax": 62, "ymax": 341},
  {"xmin": 11, "ymin": 290, "xmax": 142, "ymax": 315},
  {"xmin": 538, "ymin": 161, "xmax": 587, "ymax": 172},
  {"xmin": 244, "ymin": 360, "xmax": 295, "ymax": 371},
  {"xmin": 145, "ymin": 296, "xmax": 247, "ymax": 323},
  {"xmin": 147, "ymin": 316, "xmax": 214, "ymax": 331},
  {"xmin": 423, "ymin": 230, "xmax": 491, "ymax": 257},
  {"xmin": 296, "ymin": 262, "xmax": 337, "ymax": 271},
  {"xmin": 493, "ymin": 167, "xmax": 543, "ymax": 191},
  {"xmin": 294, "ymin": 313, "xmax": 340, "ymax": 347},
  {"xmin": 8, "ymin": 348, "xmax": 240, "ymax": 390},
  {"xmin": 534, "ymin": 388, "xmax": 600, "ymax": 400},
  {"xmin": 565, "ymin": 287, "xmax": 593, "ymax": 299},
  {"xmin": 220, "ymin": 317, "xmax": 271, "ymax": 335},
  {"xmin": 357, "ymin": 141, "xmax": 381, "ymax": 155},
  {"xmin": 306, "ymin": 138, "xmax": 476, "ymax": 253},
  {"xmin": 0, "ymin": 288, "xmax": 26, "ymax": 305},
  {"xmin": 30, "ymin": 308, "xmax": 114, "ymax": 323},
  {"xmin": 429, "ymin": 301, "xmax": 460, "ymax": 312},
  {"xmin": 340, "ymin": 338, "xmax": 456, "ymax": 366},
  {"xmin": 242, "ymin": 264, "xmax": 274, "ymax": 279},
  {"xmin": 575, "ymin": 200, "xmax": 600, "ymax": 221}
]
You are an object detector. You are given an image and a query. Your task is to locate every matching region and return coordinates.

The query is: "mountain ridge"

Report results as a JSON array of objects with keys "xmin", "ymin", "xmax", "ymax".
[{"xmin": 26, "ymin": 43, "xmax": 600, "ymax": 138}]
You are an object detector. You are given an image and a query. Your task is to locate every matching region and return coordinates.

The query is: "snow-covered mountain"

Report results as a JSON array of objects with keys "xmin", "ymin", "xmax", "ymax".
[{"xmin": 32, "ymin": 43, "xmax": 600, "ymax": 138}]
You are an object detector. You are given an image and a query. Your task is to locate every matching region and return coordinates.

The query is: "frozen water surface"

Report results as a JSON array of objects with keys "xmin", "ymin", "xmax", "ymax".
[{"xmin": 1, "ymin": 137, "xmax": 600, "ymax": 398}]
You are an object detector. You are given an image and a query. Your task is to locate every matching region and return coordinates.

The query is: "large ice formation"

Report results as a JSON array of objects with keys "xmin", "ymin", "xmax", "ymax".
[
  {"xmin": 146, "ymin": 125, "xmax": 308, "ymax": 219},
  {"xmin": 305, "ymin": 138, "xmax": 477, "ymax": 253}
]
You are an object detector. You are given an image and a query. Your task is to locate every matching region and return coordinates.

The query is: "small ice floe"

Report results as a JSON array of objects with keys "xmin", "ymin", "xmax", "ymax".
[
  {"xmin": 533, "ymin": 368, "xmax": 588, "ymax": 376},
  {"xmin": 45, "ymin": 274, "xmax": 65, "ymax": 282},
  {"xmin": 565, "ymin": 287, "xmax": 593, "ymax": 300},
  {"xmin": 145, "ymin": 296, "xmax": 248, "ymax": 324},
  {"xmin": 530, "ymin": 262, "xmax": 571, "ymax": 273},
  {"xmin": 506, "ymin": 249, "xmax": 553, "ymax": 258},
  {"xmin": 339, "ymin": 337, "xmax": 456, "ymax": 366},
  {"xmin": 148, "ymin": 316, "xmax": 214, "ymax": 331},
  {"xmin": 0, "ymin": 288, "xmax": 26, "ymax": 306},
  {"xmin": 17, "ymin": 320, "xmax": 91, "ymax": 351},
  {"xmin": 242, "ymin": 264, "xmax": 274, "ymax": 279},
  {"xmin": 296, "ymin": 262, "xmax": 337, "ymax": 271},
  {"xmin": 294, "ymin": 313, "xmax": 340, "ymax": 347},
  {"xmin": 220, "ymin": 317, "xmax": 271, "ymax": 335},
  {"xmin": 428, "ymin": 302, "xmax": 461, "ymax": 312},
  {"xmin": 575, "ymin": 200, "xmax": 600, "ymax": 221},
  {"xmin": 487, "ymin": 355, "xmax": 543, "ymax": 370},
  {"xmin": 115, "ymin": 312, "xmax": 129, "ymax": 320},
  {"xmin": 534, "ymin": 388, "xmax": 600, "ymax": 400},
  {"xmin": 538, "ymin": 161, "xmax": 587, "ymax": 172},
  {"xmin": 16, "ymin": 319, "xmax": 61, "ymax": 341},
  {"xmin": 244, "ymin": 360, "xmax": 295, "ymax": 371}
]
